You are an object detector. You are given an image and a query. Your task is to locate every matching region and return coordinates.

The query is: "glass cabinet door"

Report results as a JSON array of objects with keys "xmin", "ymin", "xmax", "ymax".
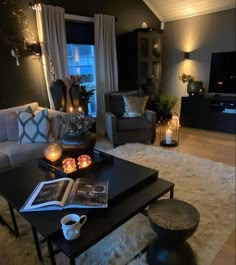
[
  {"xmin": 152, "ymin": 38, "xmax": 161, "ymax": 59},
  {"xmin": 140, "ymin": 38, "xmax": 149, "ymax": 58},
  {"xmin": 136, "ymin": 31, "xmax": 162, "ymax": 95}
]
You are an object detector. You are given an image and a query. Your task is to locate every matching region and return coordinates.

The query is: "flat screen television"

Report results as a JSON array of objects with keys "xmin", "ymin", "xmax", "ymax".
[{"xmin": 208, "ymin": 51, "xmax": 236, "ymax": 97}]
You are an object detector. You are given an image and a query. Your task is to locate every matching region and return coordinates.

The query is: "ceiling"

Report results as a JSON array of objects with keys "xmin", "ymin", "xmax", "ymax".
[{"xmin": 143, "ymin": 0, "xmax": 235, "ymax": 22}]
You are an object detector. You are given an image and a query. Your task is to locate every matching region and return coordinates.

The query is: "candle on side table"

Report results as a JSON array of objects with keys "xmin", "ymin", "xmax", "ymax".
[{"xmin": 165, "ymin": 129, "xmax": 172, "ymax": 144}]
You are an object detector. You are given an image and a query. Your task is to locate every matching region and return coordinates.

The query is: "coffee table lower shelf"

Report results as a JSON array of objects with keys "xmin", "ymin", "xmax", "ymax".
[{"xmin": 46, "ymin": 178, "xmax": 174, "ymax": 265}]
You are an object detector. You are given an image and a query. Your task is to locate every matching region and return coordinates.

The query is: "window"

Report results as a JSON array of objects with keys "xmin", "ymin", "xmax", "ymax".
[
  {"xmin": 67, "ymin": 44, "xmax": 96, "ymax": 116},
  {"xmin": 66, "ymin": 20, "xmax": 96, "ymax": 117}
]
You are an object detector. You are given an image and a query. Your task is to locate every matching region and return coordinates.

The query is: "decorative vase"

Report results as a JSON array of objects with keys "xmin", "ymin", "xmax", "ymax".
[
  {"xmin": 187, "ymin": 81, "xmax": 203, "ymax": 96},
  {"xmin": 61, "ymin": 132, "xmax": 96, "ymax": 155}
]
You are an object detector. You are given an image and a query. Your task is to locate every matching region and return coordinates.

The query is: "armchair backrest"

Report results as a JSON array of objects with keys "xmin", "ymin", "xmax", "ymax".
[{"xmin": 105, "ymin": 90, "xmax": 139, "ymax": 117}]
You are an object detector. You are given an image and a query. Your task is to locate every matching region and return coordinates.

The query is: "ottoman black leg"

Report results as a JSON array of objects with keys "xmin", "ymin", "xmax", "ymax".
[{"xmin": 146, "ymin": 239, "xmax": 197, "ymax": 265}]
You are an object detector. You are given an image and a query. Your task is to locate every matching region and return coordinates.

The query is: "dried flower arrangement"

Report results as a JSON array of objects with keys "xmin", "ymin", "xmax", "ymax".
[
  {"xmin": 178, "ymin": 73, "xmax": 195, "ymax": 84},
  {"xmin": 59, "ymin": 111, "xmax": 95, "ymax": 135}
]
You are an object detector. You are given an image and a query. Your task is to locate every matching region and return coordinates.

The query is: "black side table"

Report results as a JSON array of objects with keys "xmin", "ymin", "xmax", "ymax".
[{"xmin": 147, "ymin": 199, "xmax": 200, "ymax": 265}]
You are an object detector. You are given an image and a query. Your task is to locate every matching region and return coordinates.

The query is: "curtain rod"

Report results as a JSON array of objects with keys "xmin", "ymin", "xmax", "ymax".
[
  {"xmin": 29, "ymin": 2, "xmax": 117, "ymax": 22},
  {"xmin": 65, "ymin": 13, "xmax": 94, "ymax": 22}
]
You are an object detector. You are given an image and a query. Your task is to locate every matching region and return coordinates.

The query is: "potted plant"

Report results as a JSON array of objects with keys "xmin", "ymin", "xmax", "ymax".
[
  {"xmin": 154, "ymin": 93, "xmax": 178, "ymax": 121},
  {"xmin": 66, "ymin": 75, "xmax": 95, "ymax": 114},
  {"xmin": 59, "ymin": 111, "xmax": 96, "ymax": 154},
  {"xmin": 178, "ymin": 73, "xmax": 205, "ymax": 96}
]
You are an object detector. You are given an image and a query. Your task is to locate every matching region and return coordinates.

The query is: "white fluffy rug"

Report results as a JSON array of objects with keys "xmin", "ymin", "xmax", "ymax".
[{"xmin": 0, "ymin": 143, "xmax": 235, "ymax": 265}]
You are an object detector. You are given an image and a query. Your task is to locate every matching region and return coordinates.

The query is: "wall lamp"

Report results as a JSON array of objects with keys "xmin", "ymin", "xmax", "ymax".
[
  {"xmin": 184, "ymin": 52, "xmax": 190, "ymax": 60},
  {"xmin": 30, "ymin": 42, "xmax": 41, "ymax": 56}
]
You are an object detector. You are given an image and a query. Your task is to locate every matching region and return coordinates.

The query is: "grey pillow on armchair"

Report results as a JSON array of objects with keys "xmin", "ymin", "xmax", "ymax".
[{"xmin": 123, "ymin": 96, "xmax": 149, "ymax": 118}]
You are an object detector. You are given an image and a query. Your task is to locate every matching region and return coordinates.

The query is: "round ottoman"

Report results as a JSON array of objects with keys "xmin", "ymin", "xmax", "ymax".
[{"xmin": 146, "ymin": 199, "xmax": 200, "ymax": 265}]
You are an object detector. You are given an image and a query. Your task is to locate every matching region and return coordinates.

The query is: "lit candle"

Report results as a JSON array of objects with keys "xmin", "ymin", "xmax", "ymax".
[
  {"xmin": 165, "ymin": 129, "xmax": 172, "ymax": 144},
  {"xmin": 44, "ymin": 143, "xmax": 62, "ymax": 163},
  {"xmin": 78, "ymin": 155, "xmax": 91, "ymax": 169},
  {"xmin": 62, "ymin": 158, "xmax": 77, "ymax": 173},
  {"xmin": 78, "ymin": 106, "xmax": 83, "ymax": 113},
  {"xmin": 69, "ymin": 107, "xmax": 74, "ymax": 113}
]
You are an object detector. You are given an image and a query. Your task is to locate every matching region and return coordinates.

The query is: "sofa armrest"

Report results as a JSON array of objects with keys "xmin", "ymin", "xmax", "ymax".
[
  {"xmin": 145, "ymin": 110, "xmax": 156, "ymax": 123},
  {"xmin": 105, "ymin": 112, "xmax": 117, "ymax": 145}
]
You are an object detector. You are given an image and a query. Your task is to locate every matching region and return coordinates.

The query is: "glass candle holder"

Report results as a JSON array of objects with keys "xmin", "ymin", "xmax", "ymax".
[
  {"xmin": 44, "ymin": 143, "xmax": 62, "ymax": 163},
  {"xmin": 62, "ymin": 158, "xmax": 77, "ymax": 173},
  {"xmin": 77, "ymin": 155, "xmax": 92, "ymax": 169}
]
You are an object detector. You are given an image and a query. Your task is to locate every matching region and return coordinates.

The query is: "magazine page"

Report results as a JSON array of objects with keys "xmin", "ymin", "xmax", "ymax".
[
  {"xmin": 65, "ymin": 178, "xmax": 109, "ymax": 208},
  {"xmin": 21, "ymin": 178, "xmax": 74, "ymax": 212}
]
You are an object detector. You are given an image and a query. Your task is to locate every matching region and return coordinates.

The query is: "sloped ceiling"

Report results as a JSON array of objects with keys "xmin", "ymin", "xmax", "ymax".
[{"xmin": 143, "ymin": 0, "xmax": 235, "ymax": 22}]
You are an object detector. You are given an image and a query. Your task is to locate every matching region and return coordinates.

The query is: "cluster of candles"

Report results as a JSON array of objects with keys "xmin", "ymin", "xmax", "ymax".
[
  {"xmin": 62, "ymin": 155, "xmax": 92, "ymax": 173},
  {"xmin": 69, "ymin": 106, "xmax": 83, "ymax": 113}
]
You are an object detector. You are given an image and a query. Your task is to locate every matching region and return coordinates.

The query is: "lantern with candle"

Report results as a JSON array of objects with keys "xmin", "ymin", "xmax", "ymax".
[
  {"xmin": 159, "ymin": 112, "xmax": 179, "ymax": 147},
  {"xmin": 44, "ymin": 143, "xmax": 62, "ymax": 163}
]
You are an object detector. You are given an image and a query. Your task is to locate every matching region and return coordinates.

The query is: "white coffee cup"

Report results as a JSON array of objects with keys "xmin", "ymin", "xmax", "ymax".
[{"xmin": 61, "ymin": 213, "xmax": 87, "ymax": 240}]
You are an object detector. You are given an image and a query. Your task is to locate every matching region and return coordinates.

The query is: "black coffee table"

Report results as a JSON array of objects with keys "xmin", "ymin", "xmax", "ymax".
[{"xmin": 0, "ymin": 151, "xmax": 174, "ymax": 265}]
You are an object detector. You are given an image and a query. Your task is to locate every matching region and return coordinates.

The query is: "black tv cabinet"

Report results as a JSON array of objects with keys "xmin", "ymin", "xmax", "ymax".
[{"xmin": 180, "ymin": 96, "xmax": 236, "ymax": 134}]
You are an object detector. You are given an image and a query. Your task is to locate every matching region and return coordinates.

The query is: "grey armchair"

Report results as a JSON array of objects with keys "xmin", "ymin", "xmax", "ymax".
[{"xmin": 105, "ymin": 91, "xmax": 156, "ymax": 147}]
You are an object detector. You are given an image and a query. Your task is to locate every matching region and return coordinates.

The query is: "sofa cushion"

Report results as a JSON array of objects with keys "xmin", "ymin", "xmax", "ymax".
[
  {"xmin": 0, "ymin": 152, "xmax": 11, "ymax": 171},
  {"xmin": 0, "ymin": 102, "xmax": 39, "ymax": 143},
  {"xmin": 117, "ymin": 117, "xmax": 152, "ymax": 131},
  {"xmin": 0, "ymin": 141, "xmax": 50, "ymax": 167},
  {"xmin": 18, "ymin": 108, "xmax": 53, "ymax": 144},
  {"xmin": 5, "ymin": 106, "xmax": 33, "ymax": 141}
]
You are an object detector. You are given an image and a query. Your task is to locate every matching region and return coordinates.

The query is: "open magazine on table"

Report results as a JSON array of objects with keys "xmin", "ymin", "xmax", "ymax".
[{"xmin": 20, "ymin": 177, "xmax": 109, "ymax": 212}]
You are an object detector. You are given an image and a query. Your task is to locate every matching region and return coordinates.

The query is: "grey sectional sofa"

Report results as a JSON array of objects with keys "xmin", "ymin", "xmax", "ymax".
[{"xmin": 0, "ymin": 102, "xmax": 64, "ymax": 172}]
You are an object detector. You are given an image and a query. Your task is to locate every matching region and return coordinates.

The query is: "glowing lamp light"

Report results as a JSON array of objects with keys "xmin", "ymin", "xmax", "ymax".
[
  {"xmin": 44, "ymin": 143, "xmax": 62, "ymax": 163},
  {"xmin": 78, "ymin": 155, "xmax": 92, "ymax": 169},
  {"xmin": 62, "ymin": 158, "xmax": 77, "ymax": 173}
]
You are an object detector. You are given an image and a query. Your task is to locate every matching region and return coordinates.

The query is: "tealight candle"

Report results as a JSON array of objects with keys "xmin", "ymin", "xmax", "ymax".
[
  {"xmin": 44, "ymin": 143, "xmax": 62, "ymax": 163},
  {"xmin": 165, "ymin": 129, "xmax": 172, "ymax": 144},
  {"xmin": 78, "ymin": 155, "xmax": 91, "ymax": 169},
  {"xmin": 62, "ymin": 158, "xmax": 76, "ymax": 173}
]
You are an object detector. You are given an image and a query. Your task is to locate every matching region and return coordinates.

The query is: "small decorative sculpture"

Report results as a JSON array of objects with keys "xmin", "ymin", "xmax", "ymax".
[{"xmin": 11, "ymin": 48, "xmax": 20, "ymax": 66}]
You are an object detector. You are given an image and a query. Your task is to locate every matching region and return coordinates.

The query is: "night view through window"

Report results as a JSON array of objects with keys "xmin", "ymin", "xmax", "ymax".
[{"xmin": 67, "ymin": 44, "xmax": 96, "ymax": 116}]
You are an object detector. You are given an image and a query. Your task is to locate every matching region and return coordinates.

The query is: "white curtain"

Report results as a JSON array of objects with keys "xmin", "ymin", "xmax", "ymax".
[
  {"xmin": 94, "ymin": 14, "xmax": 118, "ymax": 135},
  {"xmin": 35, "ymin": 4, "xmax": 69, "ymax": 109}
]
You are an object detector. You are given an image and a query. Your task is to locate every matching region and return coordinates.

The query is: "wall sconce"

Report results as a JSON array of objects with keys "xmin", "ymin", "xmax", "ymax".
[
  {"xmin": 184, "ymin": 52, "xmax": 190, "ymax": 60},
  {"xmin": 30, "ymin": 42, "xmax": 41, "ymax": 56}
]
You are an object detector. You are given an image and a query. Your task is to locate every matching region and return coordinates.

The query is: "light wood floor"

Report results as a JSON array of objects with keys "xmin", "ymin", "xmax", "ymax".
[{"xmin": 95, "ymin": 126, "xmax": 236, "ymax": 265}]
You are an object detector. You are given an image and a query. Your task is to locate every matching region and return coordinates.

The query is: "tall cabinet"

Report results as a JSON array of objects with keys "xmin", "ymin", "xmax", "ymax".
[{"xmin": 126, "ymin": 30, "xmax": 162, "ymax": 95}]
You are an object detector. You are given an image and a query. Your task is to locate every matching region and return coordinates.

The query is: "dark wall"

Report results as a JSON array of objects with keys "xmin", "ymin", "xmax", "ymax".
[
  {"xmin": 0, "ymin": 0, "xmax": 47, "ymax": 108},
  {"xmin": 161, "ymin": 8, "xmax": 236, "ymax": 114},
  {"xmin": 0, "ymin": 0, "xmax": 161, "ymax": 109}
]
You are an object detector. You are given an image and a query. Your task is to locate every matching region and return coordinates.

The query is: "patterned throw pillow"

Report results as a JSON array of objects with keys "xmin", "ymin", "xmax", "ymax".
[
  {"xmin": 18, "ymin": 108, "xmax": 53, "ymax": 144},
  {"xmin": 123, "ymin": 96, "xmax": 149, "ymax": 118},
  {"xmin": 5, "ymin": 106, "xmax": 33, "ymax": 141}
]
